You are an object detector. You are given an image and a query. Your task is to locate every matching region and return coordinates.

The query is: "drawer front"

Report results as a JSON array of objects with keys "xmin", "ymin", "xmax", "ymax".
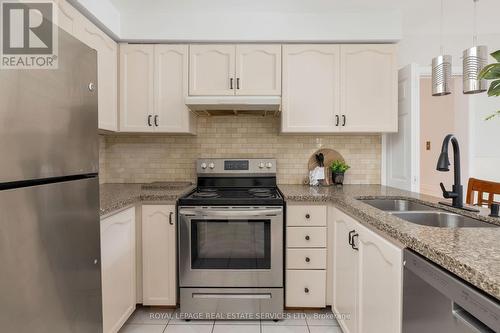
[
  {"xmin": 286, "ymin": 270, "xmax": 326, "ymax": 308},
  {"xmin": 287, "ymin": 227, "xmax": 327, "ymax": 248},
  {"xmin": 287, "ymin": 248, "xmax": 327, "ymax": 270},
  {"xmin": 287, "ymin": 205, "xmax": 327, "ymax": 227}
]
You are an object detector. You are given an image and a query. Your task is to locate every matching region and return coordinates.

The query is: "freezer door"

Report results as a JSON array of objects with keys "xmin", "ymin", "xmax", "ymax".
[
  {"xmin": 0, "ymin": 29, "xmax": 98, "ymax": 183},
  {"xmin": 0, "ymin": 177, "xmax": 102, "ymax": 333}
]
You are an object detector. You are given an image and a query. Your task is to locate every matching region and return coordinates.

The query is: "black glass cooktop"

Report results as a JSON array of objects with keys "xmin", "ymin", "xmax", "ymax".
[{"xmin": 178, "ymin": 187, "xmax": 284, "ymax": 206}]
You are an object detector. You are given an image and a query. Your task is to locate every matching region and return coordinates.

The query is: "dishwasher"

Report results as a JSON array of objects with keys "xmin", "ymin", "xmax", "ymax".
[{"xmin": 403, "ymin": 249, "xmax": 500, "ymax": 333}]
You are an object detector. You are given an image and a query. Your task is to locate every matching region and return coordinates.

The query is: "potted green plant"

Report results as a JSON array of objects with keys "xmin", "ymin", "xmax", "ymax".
[
  {"xmin": 478, "ymin": 50, "xmax": 500, "ymax": 120},
  {"xmin": 330, "ymin": 160, "xmax": 350, "ymax": 185}
]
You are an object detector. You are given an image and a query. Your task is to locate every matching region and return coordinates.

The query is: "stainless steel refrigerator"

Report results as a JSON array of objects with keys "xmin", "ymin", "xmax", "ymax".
[{"xmin": 0, "ymin": 29, "xmax": 102, "ymax": 332}]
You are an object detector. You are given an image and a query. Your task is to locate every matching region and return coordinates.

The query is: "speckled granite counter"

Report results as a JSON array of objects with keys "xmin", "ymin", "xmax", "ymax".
[
  {"xmin": 279, "ymin": 184, "xmax": 500, "ymax": 301},
  {"xmin": 99, "ymin": 183, "xmax": 195, "ymax": 217}
]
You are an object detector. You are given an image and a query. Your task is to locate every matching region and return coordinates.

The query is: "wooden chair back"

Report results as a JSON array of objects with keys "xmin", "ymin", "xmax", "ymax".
[{"xmin": 466, "ymin": 177, "xmax": 500, "ymax": 207}]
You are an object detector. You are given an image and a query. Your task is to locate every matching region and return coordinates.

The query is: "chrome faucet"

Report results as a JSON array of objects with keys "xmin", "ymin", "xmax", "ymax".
[
  {"xmin": 436, "ymin": 134, "xmax": 478, "ymax": 212},
  {"xmin": 436, "ymin": 134, "xmax": 463, "ymax": 208}
]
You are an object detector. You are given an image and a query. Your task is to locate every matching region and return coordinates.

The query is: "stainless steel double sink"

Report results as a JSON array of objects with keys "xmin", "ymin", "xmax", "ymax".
[{"xmin": 360, "ymin": 199, "xmax": 497, "ymax": 228}]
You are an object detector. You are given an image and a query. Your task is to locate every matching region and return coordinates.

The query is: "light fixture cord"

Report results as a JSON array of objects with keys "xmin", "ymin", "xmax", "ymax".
[
  {"xmin": 440, "ymin": 0, "xmax": 444, "ymax": 54},
  {"xmin": 473, "ymin": 0, "xmax": 478, "ymax": 46}
]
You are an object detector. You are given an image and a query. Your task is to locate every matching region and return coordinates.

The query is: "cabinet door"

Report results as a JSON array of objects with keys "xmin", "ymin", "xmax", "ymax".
[
  {"xmin": 281, "ymin": 45, "xmax": 341, "ymax": 133},
  {"xmin": 142, "ymin": 205, "xmax": 177, "ymax": 306},
  {"xmin": 154, "ymin": 45, "xmax": 196, "ymax": 134},
  {"xmin": 54, "ymin": 0, "xmax": 81, "ymax": 38},
  {"xmin": 79, "ymin": 20, "xmax": 118, "ymax": 131},
  {"xmin": 358, "ymin": 225, "xmax": 402, "ymax": 333},
  {"xmin": 189, "ymin": 44, "xmax": 235, "ymax": 96},
  {"xmin": 119, "ymin": 44, "xmax": 155, "ymax": 132},
  {"xmin": 332, "ymin": 210, "xmax": 358, "ymax": 333},
  {"xmin": 235, "ymin": 44, "xmax": 281, "ymax": 96},
  {"xmin": 340, "ymin": 44, "xmax": 398, "ymax": 132},
  {"xmin": 101, "ymin": 207, "xmax": 136, "ymax": 333}
]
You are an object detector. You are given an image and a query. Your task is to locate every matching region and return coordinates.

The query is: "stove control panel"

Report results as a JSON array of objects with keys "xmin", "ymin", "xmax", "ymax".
[{"xmin": 197, "ymin": 158, "xmax": 277, "ymax": 175}]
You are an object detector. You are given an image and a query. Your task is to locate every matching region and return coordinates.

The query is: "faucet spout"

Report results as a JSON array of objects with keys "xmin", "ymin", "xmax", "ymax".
[{"xmin": 436, "ymin": 134, "xmax": 463, "ymax": 209}]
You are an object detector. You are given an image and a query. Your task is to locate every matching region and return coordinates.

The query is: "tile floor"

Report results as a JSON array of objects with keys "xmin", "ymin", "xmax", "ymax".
[{"xmin": 119, "ymin": 307, "xmax": 343, "ymax": 333}]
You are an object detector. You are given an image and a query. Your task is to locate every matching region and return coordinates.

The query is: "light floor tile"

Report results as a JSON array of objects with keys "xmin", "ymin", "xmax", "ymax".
[
  {"xmin": 215, "ymin": 320, "xmax": 260, "ymax": 325},
  {"xmin": 119, "ymin": 324, "xmax": 167, "ymax": 333},
  {"xmin": 304, "ymin": 309, "xmax": 339, "ymax": 326},
  {"xmin": 261, "ymin": 325, "xmax": 309, "ymax": 333},
  {"xmin": 127, "ymin": 306, "xmax": 174, "ymax": 325},
  {"xmin": 309, "ymin": 326, "xmax": 343, "ymax": 333},
  {"xmin": 164, "ymin": 324, "xmax": 214, "ymax": 333},
  {"xmin": 168, "ymin": 310, "xmax": 215, "ymax": 325},
  {"xmin": 213, "ymin": 324, "xmax": 260, "ymax": 333},
  {"xmin": 261, "ymin": 311, "xmax": 306, "ymax": 326}
]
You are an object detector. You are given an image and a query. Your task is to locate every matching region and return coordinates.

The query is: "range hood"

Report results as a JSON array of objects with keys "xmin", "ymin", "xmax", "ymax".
[{"xmin": 185, "ymin": 96, "xmax": 281, "ymax": 116}]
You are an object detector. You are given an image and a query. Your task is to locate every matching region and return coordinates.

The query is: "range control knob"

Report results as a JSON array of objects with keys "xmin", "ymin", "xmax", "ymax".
[
  {"xmin": 266, "ymin": 162, "xmax": 273, "ymax": 169},
  {"xmin": 200, "ymin": 162, "xmax": 207, "ymax": 169},
  {"xmin": 209, "ymin": 162, "xmax": 215, "ymax": 169},
  {"xmin": 258, "ymin": 162, "xmax": 265, "ymax": 169}
]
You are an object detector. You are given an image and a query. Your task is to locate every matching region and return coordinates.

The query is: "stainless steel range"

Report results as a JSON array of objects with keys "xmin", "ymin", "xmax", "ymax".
[{"xmin": 178, "ymin": 159, "xmax": 284, "ymax": 320}]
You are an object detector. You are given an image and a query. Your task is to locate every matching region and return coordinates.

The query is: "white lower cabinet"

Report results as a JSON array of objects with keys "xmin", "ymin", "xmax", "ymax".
[
  {"xmin": 331, "ymin": 207, "xmax": 403, "ymax": 333},
  {"xmin": 141, "ymin": 205, "xmax": 177, "ymax": 306},
  {"xmin": 286, "ymin": 204, "xmax": 327, "ymax": 308},
  {"xmin": 286, "ymin": 270, "xmax": 326, "ymax": 307},
  {"xmin": 101, "ymin": 207, "xmax": 136, "ymax": 333}
]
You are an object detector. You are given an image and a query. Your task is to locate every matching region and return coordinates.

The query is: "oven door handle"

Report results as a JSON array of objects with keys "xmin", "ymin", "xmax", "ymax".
[{"xmin": 178, "ymin": 208, "xmax": 283, "ymax": 217}]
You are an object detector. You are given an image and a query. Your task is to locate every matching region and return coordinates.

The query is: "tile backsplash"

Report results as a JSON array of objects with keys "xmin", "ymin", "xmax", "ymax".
[{"xmin": 100, "ymin": 116, "xmax": 381, "ymax": 185}]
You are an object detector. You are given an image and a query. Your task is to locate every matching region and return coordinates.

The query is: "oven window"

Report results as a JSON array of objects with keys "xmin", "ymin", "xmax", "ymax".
[{"xmin": 191, "ymin": 219, "xmax": 271, "ymax": 269}]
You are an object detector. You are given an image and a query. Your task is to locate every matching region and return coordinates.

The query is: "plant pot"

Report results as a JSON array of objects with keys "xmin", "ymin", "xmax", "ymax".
[{"xmin": 332, "ymin": 171, "xmax": 345, "ymax": 185}]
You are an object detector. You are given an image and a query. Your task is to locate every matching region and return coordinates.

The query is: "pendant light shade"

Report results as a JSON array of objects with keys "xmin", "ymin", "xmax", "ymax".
[
  {"xmin": 463, "ymin": 45, "xmax": 488, "ymax": 94},
  {"xmin": 432, "ymin": 55, "xmax": 452, "ymax": 96},
  {"xmin": 463, "ymin": 0, "xmax": 488, "ymax": 94},
  {"xmin": 431, "ymin": 0, "xmax": 452, "ymax": 96}
]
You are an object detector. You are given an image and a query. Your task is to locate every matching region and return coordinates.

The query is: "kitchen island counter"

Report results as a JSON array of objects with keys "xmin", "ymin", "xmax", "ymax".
[{"xmin": 279, "ymin": 184, "xmax": 500, "ymax": 301}]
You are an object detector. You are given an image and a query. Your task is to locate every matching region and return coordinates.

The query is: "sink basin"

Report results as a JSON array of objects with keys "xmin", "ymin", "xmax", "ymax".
[
  {"xmin": 360, "ymin": 199, "xmax": 437, "ymax": 212},
  {"xmin": 390, "ymin": 211, "xmax": 498, "ymax": 228}
]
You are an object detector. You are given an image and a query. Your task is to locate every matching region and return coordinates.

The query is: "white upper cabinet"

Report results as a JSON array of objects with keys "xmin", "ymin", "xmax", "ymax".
[
  {"xmin": 189, "ymin": 45, "xmax": 236, "ymax": 96},
  {"xmin": 55, "ymin": 0, "xmax": 119, "ymax": 131},
  {"xmin": 340, "ymin": 44, "xmax": 398, "ymax": 132},
  {"xmin": 357, "ymin": 224, "xmax": 402, "ymax": 333},
  {"xmin": 235, "ymin": 45, "xmax": 281, "ymax": 96},
  {"xmin": 119, "ymin": 44, "xmax": 155, "ymax": 132},
  {"xmin": 54, "ymin": 0, "xmax": 80, "ymax": 38},
  {"xmin": 154, "ymin": 45, "xmax": 196, "ymax": 134},
  {"xmin": 119, "ymin": 44, "xmax": 196, "ymax": 133},
  {"xmin": 78, "ymin": 20, "xmax": 118, "ymax": 132},
  {"xmin": 281, "ymin": 45, "xmax": 341, "ymax": 133}
]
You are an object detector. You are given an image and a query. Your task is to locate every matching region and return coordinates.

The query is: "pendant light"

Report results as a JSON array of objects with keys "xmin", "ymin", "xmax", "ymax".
[
  {"xmin": 463, "ymin": 0, "xmax": 488, "ymax": 94},
  {"xmin": 432, "ymin": 0, "xmax": 452, "ymax": 96}
]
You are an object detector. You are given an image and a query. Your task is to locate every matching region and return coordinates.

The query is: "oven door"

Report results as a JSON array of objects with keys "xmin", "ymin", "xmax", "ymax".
[{"xmin": 178, "ymin": 206, "xmax": 283, "ymax": 288}]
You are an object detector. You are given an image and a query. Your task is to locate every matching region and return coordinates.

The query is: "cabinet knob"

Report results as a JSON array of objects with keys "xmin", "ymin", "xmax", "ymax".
[
  {"xmin": 305, "ymin": 213, "xmax": 310, "ymax": 219},
  {"xmin": 305, "ymin": 257, "xmax": 310, "ymax": 263},
  {"xmin": 305, "ymin": 235, "xmax": 310, "ymax": 241},
  {"xmin": 304, "ymin": 288, "xmax": 309, "ymax": 293}
]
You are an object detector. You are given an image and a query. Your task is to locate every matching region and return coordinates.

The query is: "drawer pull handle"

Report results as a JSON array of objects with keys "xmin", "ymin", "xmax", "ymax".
[
  {"xmin": 304, "ymin": 288, "xmax": 309, "ymax": 293},
  {"xmin": 305, "ymin": 213, "xmax": 310, "ymax": 219},
  {"xmin": 305, "ymin": 235, "xmax": 310, "ymax": 241},
  {"xmin": 305, "ymin": 257, "xmax": 310, "ymax": 263}
]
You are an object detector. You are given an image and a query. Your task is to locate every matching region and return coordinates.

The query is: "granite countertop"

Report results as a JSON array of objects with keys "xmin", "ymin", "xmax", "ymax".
[
  {"xmin": 99, "ymin": 182, "xmax": 195, "ymax": 216},
  {"xmin": 279, "ymin": 184, "xmax": 500, "ymax": 301},
  {"xmin": 99, "ymin": 182, "xmax": 500, "ymax": 301}
]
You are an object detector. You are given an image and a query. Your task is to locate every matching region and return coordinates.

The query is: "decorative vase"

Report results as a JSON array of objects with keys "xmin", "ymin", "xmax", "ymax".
[{"xmin": 332, "ymin": 171, "xmax": 345, "ymax": 185}]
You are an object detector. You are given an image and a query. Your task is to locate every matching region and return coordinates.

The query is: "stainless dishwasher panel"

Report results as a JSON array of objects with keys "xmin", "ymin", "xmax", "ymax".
[{"xmin": 403, "ymin": 249, "xmax": 500, "ymax": 333}]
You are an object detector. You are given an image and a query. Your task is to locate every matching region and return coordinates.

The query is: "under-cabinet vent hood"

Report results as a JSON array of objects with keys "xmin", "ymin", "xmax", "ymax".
[{"xmin": 185, "ymin": 96, "xmax": 281, "ymax": 116}]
